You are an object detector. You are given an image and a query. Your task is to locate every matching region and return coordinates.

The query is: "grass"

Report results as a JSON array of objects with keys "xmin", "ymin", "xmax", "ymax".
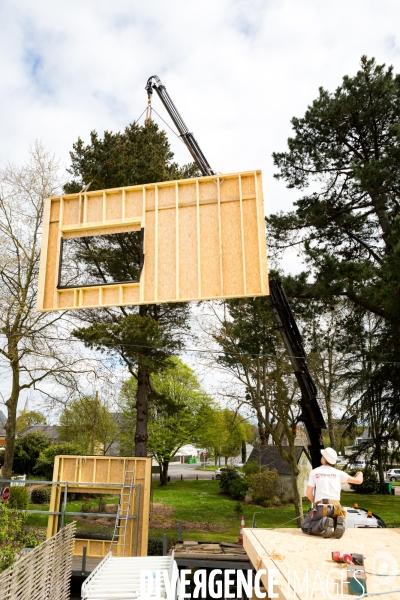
[
  {"xmin": 24, "ymin": 480, "xmax": 400, "ymax": 544},
  {"xmin": 26, "ymin": 494, "xmax": 120, "ymax": 534},
  {"xmin": 195, "ymin": 465, "xmax": 218, "ymax": 471},
  {"xmin": 150, "ymin": 480, "xmax": 400, "ymax": 542}
]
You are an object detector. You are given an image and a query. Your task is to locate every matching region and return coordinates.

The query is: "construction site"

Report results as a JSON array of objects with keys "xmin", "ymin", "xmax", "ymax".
[
  {"xmin": 0, "ymin": 67, "xmax": 399, "ymax": 600},
  {"xmin": 3, "ymin": 2, "xmax": 400, "ymax": 597}
]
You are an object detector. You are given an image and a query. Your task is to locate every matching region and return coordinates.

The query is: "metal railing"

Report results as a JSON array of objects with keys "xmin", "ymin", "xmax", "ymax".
[
  {"xmin": 0, "ymin": 522, "xmax": 76, "ymax": 600},
  {"xmin": 0, "ymin": 479, "xmax": 140, "ymax": 529}
]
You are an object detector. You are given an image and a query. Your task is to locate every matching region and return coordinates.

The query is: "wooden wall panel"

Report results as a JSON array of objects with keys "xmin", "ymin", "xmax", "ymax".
[
  {"xmin": 37, "ymin": 170, "xmax": 268, "ymax": 311},
  {"xmin": 47, "ymin": 455, "xmax": 152, "ymax": 558}
]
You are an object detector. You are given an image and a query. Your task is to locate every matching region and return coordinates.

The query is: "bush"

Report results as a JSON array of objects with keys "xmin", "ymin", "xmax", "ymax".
[
  {"xmin": 8, "ymin": 486, "xmax": 29, "ymax": 510},
  {"xmin": 248, "ymin": 469, "xmax": 281, "ymax": 505},
  {"xmin": 34, "ymin": 443, "xmax": 84, "ymax": 480},
  {"xmin": 30, "ymin": 486, "xmax": 51, "ymax": 505},
  {"xmin": 219, "ymin": 467, "xmax": 242, "ymax": 494},
  {"xmin": 13, "ymin": 432, "xmax": 51, "ymax": 476},
  {"xmin": 350, "ymin": 468, "xmax": 380, "ymax": 494},
  {"xmin": 242, "ymin": 460, "xmax": 262, "ymax": 476},
  {"xmin": 0, "ymin": 504, "xmax": 28, "ymax": 571},
  {"xmin": 229, "ymin": 479, "xmax": 249, "ymax": 500},
  {"xmin": 148, "ymin": 536, "xmax": 164, "ymax": 556}
]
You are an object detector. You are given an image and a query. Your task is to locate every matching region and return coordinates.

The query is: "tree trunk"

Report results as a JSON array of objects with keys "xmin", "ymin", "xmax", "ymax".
[
  {"xmin": 375, "ymin": 437, "xmax": 386, "ymax": 492},
  {"xmin": 3, "ymin": 357, "xmax": 20, "ymax": 479},
  {"xmin": 325, "ymin": 395, "xmax": 336, "ymax": 449},
  {"xmin": 241, "ymin": 440, "xmax": 247, "ymax": 463},
  {"xmin": 290, "ymin": 464, "xmax": 304, "ymax": 527},
  {"xmin": 159, "ymin": 460, "xmax": 169, "ymax": 486},
  {"xmin": 135, "ymin": 359, "xmax": 149, "ymax": 457}
]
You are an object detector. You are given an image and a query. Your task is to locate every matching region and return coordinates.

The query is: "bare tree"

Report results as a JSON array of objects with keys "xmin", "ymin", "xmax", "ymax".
[{"xmin": 0, "ymin": 143, "xmax": 90, "ymax": 478}]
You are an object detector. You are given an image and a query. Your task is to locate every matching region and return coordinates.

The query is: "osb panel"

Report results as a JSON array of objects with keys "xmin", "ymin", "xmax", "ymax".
[
  {"xmin": 199, "ymin": 203, "xmax": 221, "ymax": 298},
  {"xmin": 243, "ymin": 198, "xmax": 262, "ymax": 294},
  {"xmin": 221, "ymin": 200, "xmax": 244, "ymax": 296},
  {"xmin": 125, "ymin": 189, "xmax": 143, "ymax": 218},
  {"xmin": 158, "ymin": 207, "xmax": 176, "ymax": 300},
  {"xmin": 123, "ymin": 285, "xmax": 140, "ymax": 304},
  {"xmin": 43, "ymin": 222, "xmax": 60, "ymax": 310},
  {"xmin": 179, "ymin": 205, "xmax": 198, "ymax": 299},
  {"xmin": 63, "ymin": 198, "xmax": 79, "ymax": 225},
  {"xmin": 106, "ymin": 192, "xmax": 122, "ymax": 221},
  {"xmin": 37, "ymin": 171, "xmax": 268, "ymax": 311},
  {"xmin": 143, "ymin": 210, "xmax": 156, "ymax": 302},
  {"xmin": 87, "ymin": 194, "xmax": 103, "ymax": 223}
]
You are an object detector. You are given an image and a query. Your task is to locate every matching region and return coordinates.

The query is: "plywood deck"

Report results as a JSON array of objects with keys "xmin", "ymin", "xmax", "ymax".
[{"xmin": 244, "ymin": 527, "xmax": 400, "ymax": 600}]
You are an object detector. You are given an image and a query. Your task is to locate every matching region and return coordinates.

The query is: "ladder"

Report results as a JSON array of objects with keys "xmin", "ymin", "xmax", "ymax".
[{"xmin": 110, "ymin": 466, "xmax": 135, "ymax": 557}]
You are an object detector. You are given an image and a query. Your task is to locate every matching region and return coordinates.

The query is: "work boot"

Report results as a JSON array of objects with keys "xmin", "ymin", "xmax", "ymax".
[
  {"xmin": 333, "ymin": 516, "xmax": 345, "ymax": 539},
  {"xmin": 321, "ymin": 517, "xmax": 334, "ymax": 538}
]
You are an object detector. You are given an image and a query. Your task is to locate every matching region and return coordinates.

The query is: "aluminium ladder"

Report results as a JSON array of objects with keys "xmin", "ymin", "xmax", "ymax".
[{"xmin": 110, "ymin": 466, "xmax": 135, "ymax": 557}]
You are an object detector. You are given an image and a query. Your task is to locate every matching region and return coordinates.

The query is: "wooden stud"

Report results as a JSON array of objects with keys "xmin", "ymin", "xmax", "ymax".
[
  {"xmin": 154, "ymin": 185, "xmax": 159, "ymax": 302},
  {"xmin": 196, "ymin": 179, "xmax": 201, "ymax": 297},
  {"xmin": 239, "ymin": 174, "xmax": 247, "ymax": 296},
  {"xmin": 217, "ymin": 177, "xmax": 224, "ymax": 296},
  {"xmin": 175, "ymin": 182, "xmax": 179, "ymax": 300}
]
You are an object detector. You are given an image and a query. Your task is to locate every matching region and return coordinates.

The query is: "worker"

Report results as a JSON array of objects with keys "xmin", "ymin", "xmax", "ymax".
[{"xmin": 301, "ymin": 447, "xmax": 363, "ymax": 538}]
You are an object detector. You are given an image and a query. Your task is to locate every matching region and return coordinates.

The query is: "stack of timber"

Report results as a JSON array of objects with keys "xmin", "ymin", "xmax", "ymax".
[
  {"xmin": 244, "ymin": 528, "xmax": 400, "ymax": 600},
  {"xmin": 172, "ymin": 541, "xmax": 251, "ymax": 568}
]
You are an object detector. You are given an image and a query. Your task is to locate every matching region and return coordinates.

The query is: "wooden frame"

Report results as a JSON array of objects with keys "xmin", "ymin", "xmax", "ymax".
[
  {"xmin": 37, "ymin": 170, "xmax": 268, "ymax": 311},
  {"xmin": 47, "ymin": 455, "xmax": 152, "ymax": 558}
]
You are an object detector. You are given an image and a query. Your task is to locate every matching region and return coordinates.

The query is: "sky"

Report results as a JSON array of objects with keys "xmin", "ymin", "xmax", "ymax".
[{"xmin": 1, "ymin": 0, "xmax": 400, "ymax": 412}]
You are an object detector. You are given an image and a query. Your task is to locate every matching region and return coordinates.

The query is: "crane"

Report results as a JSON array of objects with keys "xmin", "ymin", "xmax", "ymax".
[
  {"xmin": 144, "ymin": 76, "xmax": 384, "ymax": 527},
  {"xmin": 145, "ymin": 75, "xmax": 215, "ymax": 177},
  {"xmin": 145, "ymin": 74, "xmax": 324, "ymax": 466},
  {"xmin": 268, "ymin": 278, "xmax": 326, "ymax": 468}
]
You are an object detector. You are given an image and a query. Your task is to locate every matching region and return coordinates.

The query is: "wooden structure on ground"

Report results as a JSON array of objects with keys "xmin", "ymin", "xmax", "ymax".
[
  {"xmin": 47, "ymin": 455, "xmax": 152, "ymax": 558},
  {"xmin": 244, "ymin": 528, "xmax": 400, "ymax": 600},
  {"xmin": 37, "ymin": 171, "xmax": 268, "ymax": 311}
]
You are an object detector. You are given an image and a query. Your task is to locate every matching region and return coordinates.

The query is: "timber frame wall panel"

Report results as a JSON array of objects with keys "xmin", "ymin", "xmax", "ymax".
[
  {"xmin": 37, "ymin": 170, "xmax": 268, "ymax": 311},
  {"xmin": 47, "ymin": 455, "xmax": 152, "ymax": 558}
]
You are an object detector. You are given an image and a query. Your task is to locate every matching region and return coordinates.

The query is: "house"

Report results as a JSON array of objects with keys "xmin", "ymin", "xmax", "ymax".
[
  {"xmin": 247, "ymin": 445, "xmax": 312, "ymax": 497},
  {"xmin": 344, "ymin": 427, "xmax": 396, "ymax": 458},
  {"xmin": 18, "ymin": 424, "xmax": 60, "ymax": 444},
  {"xmin": 0, "ymin": 410, "xmax": 6, "ymax": 449}
]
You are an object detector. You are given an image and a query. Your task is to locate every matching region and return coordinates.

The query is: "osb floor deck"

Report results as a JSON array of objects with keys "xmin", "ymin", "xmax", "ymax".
[{"xmin": 244, "ymin": 527, "xmax": 400, "ymax": 600}]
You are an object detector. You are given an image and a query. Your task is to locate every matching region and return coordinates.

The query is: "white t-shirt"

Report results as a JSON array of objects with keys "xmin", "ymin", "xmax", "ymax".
[{"xmin": 307, "ymin": 465, "xmax": 350, "ymax": 502}]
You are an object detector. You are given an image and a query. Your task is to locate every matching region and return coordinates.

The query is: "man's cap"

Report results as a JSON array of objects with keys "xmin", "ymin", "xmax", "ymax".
[{"xmin": 321, "ymin": 447, "xmax": 338, "ymax": 464}]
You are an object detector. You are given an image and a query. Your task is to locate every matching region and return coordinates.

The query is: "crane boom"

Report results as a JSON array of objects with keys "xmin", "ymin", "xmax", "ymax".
[
  {"xmin": 146, "ymin": 75, "xmax": 215, "ymax": 177},
  {"xmin": 269, "ymin": 278, "xmax": 326, "ymax": 468},
  {"xmin": 144, "ymin": 76, "xmax": 325, "ymax": 467}
]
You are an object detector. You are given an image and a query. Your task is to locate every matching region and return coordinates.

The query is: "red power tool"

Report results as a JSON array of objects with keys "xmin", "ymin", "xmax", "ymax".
[{"xmin": 332, "ymin": 552, "xmax": 364, "ymax": 566}]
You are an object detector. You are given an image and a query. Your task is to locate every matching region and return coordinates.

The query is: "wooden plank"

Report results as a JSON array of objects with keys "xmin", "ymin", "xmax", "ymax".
[
  {"xmin": 244, "ymin": 528, "xmax": 400, "ymax": 600},
  {"xmin": 37, "ymin": 170, "xmax": 268, "ymax": 311}
]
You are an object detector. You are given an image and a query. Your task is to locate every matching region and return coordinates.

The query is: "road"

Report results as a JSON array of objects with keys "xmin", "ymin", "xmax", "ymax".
[{"xmin": 153, "ymin": 463, "xmax": 218, "ymax": 481}]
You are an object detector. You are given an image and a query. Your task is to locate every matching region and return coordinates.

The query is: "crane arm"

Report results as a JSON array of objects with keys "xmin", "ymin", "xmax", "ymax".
[
  {"xmin": 146, "ymin": 75, "xmax": 215, "ymax": 177},
  {"xmin": 269, "ymin": 278, "xmax": 326, "ymax": 468}
]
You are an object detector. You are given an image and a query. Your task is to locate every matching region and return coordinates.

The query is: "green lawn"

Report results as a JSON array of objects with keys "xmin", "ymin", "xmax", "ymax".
[
  {"xmin": 26, "ymin": 494, "xmax": 120, "ymax": 535},
  {"xmin": 150, "ymin": 480, "xmax": 400, "ymax": 542},
  {"xmin": 24, "ymin": 480, "xmax": 400, "ymax": 544},
  {"xmin": 195, "ymin": 465, "xmax": 218, "ymax": 471}
]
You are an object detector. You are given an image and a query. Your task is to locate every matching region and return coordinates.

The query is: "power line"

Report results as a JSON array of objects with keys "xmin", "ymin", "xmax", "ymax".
[{"xmin": 1, "ymin": 332, "xmax": 400, "ymax": 365}]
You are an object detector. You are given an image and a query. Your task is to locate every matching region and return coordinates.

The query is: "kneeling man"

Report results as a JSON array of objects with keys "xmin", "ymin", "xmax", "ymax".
[{"xmin": 302, "ymin": 447, "xmax": 363, "ymax": 538}]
